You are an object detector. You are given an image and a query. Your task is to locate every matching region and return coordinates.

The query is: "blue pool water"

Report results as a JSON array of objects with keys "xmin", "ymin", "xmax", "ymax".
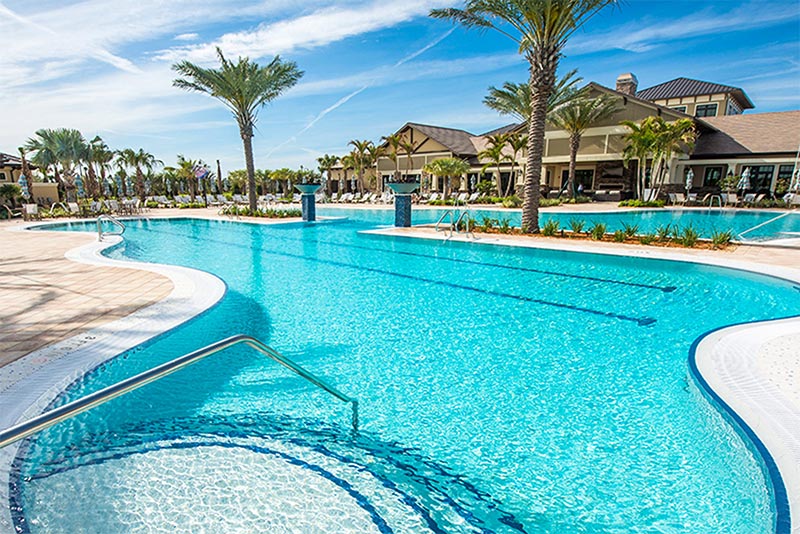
[
  {"xmin": 16, "ymin": 213, "xmax": 800, "ymax": 533},
  {"xmin": 353, "ymin": 206, "xmax": 798, "ymax": 242}
]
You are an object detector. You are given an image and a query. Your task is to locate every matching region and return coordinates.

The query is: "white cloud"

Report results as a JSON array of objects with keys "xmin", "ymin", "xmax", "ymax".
[
  {"xmin": 154, "ymin": 0, "xmax": 452, "ymax": 63},
  {"xmin": 174, "ymin": 33, "xmax": 200, "ymax": 41}
]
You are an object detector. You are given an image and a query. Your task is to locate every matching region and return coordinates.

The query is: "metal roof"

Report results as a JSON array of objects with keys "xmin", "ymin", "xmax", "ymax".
[{"xmin": 637, "ymin": 77, "xmax": 754, "ymax": 110}]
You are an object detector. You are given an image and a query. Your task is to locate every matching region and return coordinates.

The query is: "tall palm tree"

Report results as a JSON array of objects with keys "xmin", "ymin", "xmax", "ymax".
[
  {"xmin": 119, "ymin": 148, "xmax": 162, "ymax": 202},
  {"xmin": 172, "ymin": 48, "xmax": 303, "ymax": 211},
  {"xmin": 478, "ymin": 133, "xmax": 511, "ymax": 195},
  {"xmin": 366, "ymin": 143, "xmax": 385, "ymax": 192},
  {"xmin": 317, "ymin": 154, "xmax": 339, "ymax": 193},
  {"xmin": 340, "ymin": 154, "xmax": 356, "ymax": 193},
  {"xmin": 549, "ymin": 94, "xmax": 619, "ymax": 198},
  {"xmin": 423, "ymin": 157, "xmax": 470, "ymax": 198},
  {"xmin": 433, "ymin": 0, "xmax": 619, "ymax": 232},
  {"xmin": 87, "ymin": 136, "xmax": 114, "ymax": 198},
  {"xmin": 25, "ymin": 128, "xmax": 86, "ymax": 197},
  {"xmin": 348, "ymin": 140, "xmax": 373, "ymax": 194},
  {"xmin": 484, "ymin": 69, "xmax": 583, "ymax": 123},
  {"xmin": 399, "ymin": 139, "xmax": 421, "ymax": 183}
]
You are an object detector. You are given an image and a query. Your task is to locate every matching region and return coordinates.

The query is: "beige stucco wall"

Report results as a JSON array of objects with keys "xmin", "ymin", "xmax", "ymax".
[{"xmin": 653, "ymin": 92, "xmax": 731, "ymax": 117}]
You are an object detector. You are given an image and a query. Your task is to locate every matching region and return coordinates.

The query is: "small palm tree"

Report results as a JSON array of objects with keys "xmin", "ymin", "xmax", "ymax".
[
  {"xmin": 381, "ymin": 133, "xmax": 403, "ymax": 183},
  {"xmin": 549, "ymin": 94, "xmax": 619, "ymax": 198},
  {"xmin": 478, "ymin": 133, "xmax": 511, "ymax": 196},
  {"xmin": 432, "ymin": 0, "xmax": 619, "ymax": 232},
  {"xmin": 348, "ymin": 140, "xmax": 373, "ymax": 193},
  {"xmin": 317, "ymin": 154, "xmax": 339, "ymax": 193},
  {"xmin": 25, "ymin": 128, "xmax": 86, "ymax": 198},
  {"xmin": 423, "ymin": 157, "xmax": 470, "ymax": 198},
  {"xmin": 366, "ymin": 143, "xmax": 385, "ymax": 192},
  {"xmin": 399, "ymin": 139, "xmax": 421, "ymax": 183},
  {"xmin": 119, "ymin": 148, "xmax": 162, "ymax": 202},
  {"xmin": 484, "ymin": 69, "xmax": 583, "ymax": 123},
  {"xmin": 505, "ymin": 133, "xmax": 528, "ymax": 196},
  {"xmin": 340, "ymin": 154, "xmax": 356, "ymax": 192},
  {"xmin": 172, "ymin": 48, "xmax": 303, "ymax": 211}
]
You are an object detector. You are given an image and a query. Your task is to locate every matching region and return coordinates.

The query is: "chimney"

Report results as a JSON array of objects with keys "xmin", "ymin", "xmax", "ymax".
[{"xmin": 616, "ymin": 73, "xmax": 638, "ymax": 96}]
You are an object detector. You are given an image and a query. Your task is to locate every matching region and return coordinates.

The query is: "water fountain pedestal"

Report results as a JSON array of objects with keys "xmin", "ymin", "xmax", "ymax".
[
  {"xmin": 386, "ymin": 183, "xmax": 419, "ymax": 227},
  {"xmin": 294, "ymin": 184, "xmax": 322, "ymax": 222}
]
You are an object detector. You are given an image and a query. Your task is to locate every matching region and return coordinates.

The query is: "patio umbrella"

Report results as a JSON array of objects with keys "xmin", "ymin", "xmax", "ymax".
[
  {"xmin": 738, "ymin": 168, "xmax": 751, "ymax": 191},
  {"xmin": 165, "ymin": 178, "xmax": 172, "ymax": 195},
  {"xmin": 684, "ymin": 169, "xmax": 694, "ymax": 193},
  {"xmin": 790, "ymin": 169, "xmax": 800, "ymax": 193},
  {"xmin": 75, "ymin": 174, "xmax": 85, "ymax": 199},
  {"xmin": 18, "ymin": 175, "xmax": 30, "ymax": 201},
  {"xmin": 126, "ymin": 176, "xmax": 134, "ymax": 197},
  {"xmin": 114, "ymin": 175, "xmax": 123, "ymax": 197},
  {"xmin": 103, "ymin": 178, "xmax": 111, "ymax": 197},
  {"xmin": 210, "ymin": 178, "xmax": 217, "ymax": 194}
]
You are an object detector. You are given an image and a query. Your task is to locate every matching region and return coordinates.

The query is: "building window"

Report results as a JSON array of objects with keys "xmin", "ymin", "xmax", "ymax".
[
  {"xmin": 743, "ymin": 165, "xmax": 775, "ymax": 192},
  {"xmin": 561, "ymin": 169, "xmax": 594, "ymax": 191},
  {"xmin": 695, "ymin": 103, "xmax": 718, "ymax": 117},
  {"xmin": 703, "ymin": 166, "xmax": 724, "ymax": 187},
  {"xmin": 671, "ymin": 105, "xmax": 687, "ymax": 113},
  {"xmin": 0, "ymin": 172, "xmax": 6, "ymax": 182},
  {"xmin": 725, "ymin": 100, "xmax": 741, "ymax": 116},
  {"xmin": 776, "ymin": 165, "xmax": 795, "ymax": 194}
]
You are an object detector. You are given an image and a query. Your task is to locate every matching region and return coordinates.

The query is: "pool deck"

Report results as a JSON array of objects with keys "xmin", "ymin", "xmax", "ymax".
[{"xmin": 0, "ymin": 206, "xmax": 799, "ymax": 530}]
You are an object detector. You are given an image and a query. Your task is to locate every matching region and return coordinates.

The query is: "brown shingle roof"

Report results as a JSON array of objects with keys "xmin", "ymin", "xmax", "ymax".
[
  {"xmin": 405, "ymin": 122, "xmax": 478, "ymax": 156},
  {"xmin": 637, "ymin": 77, "xmax": 754, "ymax": 110},
  {"xmin": 692, "ymin": 111, "xmax": 800, "ymax": 156}
]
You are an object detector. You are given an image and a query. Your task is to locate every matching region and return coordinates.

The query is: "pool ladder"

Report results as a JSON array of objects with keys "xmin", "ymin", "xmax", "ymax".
[
  {"xmin": 434, "ymin": 204, "xmax": 475, "ymax": 240},
  {"xmin": 0, "ymin": 335, "xmax": 359, "ymax": 450},
  {"xmin": 97, "ymin": 214, "xmax": 125, "ymax": 241}
]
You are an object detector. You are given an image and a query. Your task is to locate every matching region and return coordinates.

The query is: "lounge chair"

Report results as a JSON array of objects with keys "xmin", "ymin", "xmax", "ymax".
[
  {"xmin": 725, "ymin": 193, "xmax": 740, "ymax": 207},
  {"xmin": 668, "ymin": 193, "xmax": 686, "ymax": 205},
  {"xmin": 468, "ymin": 192, "xmax": 480, "ymax": 203},
  {"xmin": 421, "ymin": 193, "xmax": 439, "ymax": 204},
  {"xmin": 3, "ymin": 205, "xmax": 22, "ymax": 219}
]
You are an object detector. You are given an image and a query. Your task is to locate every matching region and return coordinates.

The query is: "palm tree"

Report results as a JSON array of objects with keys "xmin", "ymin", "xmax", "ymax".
[
  {"xmin": 622, "ymin": 117, "xmax": 695, "ymax": 200},
  {"xmin": 399, "ymin": 139, "xmax": 421, "ymax": 183},
  {"xmin": 165, "ymin": 155, "xmax": 200, "ymax": 201},
  {"xmin": 172, "ymin": 48, "xmax": 303, "ymax": 211},
  {"xmin": 549, "ymin": 94, "xmax": 619, "ymax": 198},
  {"xmin": 340, "ymin": 154, "xmax": 356, "ymax": 193},
  {"xmin": 119, "ymin": 148, "xmax": 162, "ymax": 202},
  {"xmin": 348, "ymin": 140, "xmax": 373, "ymax": 194},
  {"xmin": 432, "ymin": 0, "xmax": 619, "ymax": 232},
  {"xmin": 478, "ymin": 133, "xmax": 511, "ymax": 196},
  {"xmin": 366, "ymin": 143, "xmax": 385, "ymax": 192},
  {"xmin": 505, "ymin": 133, "xmax": 528, "ymax": 196},
  {"xmin": 87, "ymin": 136, "xmax": 114, "ymax": 198},
  {"xmin": 317, "ymin": 154, "xmax": 339, "ymax": 193},
  {"xmin": 484, "ymin": 69, "xmax": 583, "ymax": 123},
  {"xmin": 25, "ymin": 128, "xmax": 86, "ymax": 198},
  {"xmin": 423, "ymin": 158, "xmax": 470, "ymax": 198},
  {"xmin": 381, "ymin": 133, "xmax": 403, "ymax": 183}
]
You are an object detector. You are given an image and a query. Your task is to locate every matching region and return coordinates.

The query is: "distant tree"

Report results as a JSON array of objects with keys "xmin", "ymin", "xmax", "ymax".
[
  {"xmin": 423, "ymin": 157, "xmax": 470, "ymax": 198},
  {"xmin": 172, "ymin": 48, "xmax": 303, "ymax": 211},
  {"xmin": 478, "ymin": 133, "xmax": 511, "ymax": 196},
  {"xmin": 381, "ymin": 133, "xmax": 403, "ymax": 183},
  {"xmin": 316, "ymin": 154, "xmax": 339, "ymax": 191},
  {"xmin": 549, "ymin": 94, "xmax": 619, "ymax": 198},
  {"xmin": 348, "ymin": 139, "xmax": 373, "ymax": 193},
  {"xmin": 505, "ymin": 133, "xmax": 528, "ymax": 196}
]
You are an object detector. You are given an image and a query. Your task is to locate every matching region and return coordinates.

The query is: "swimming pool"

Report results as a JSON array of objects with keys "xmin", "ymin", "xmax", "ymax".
[
  {"xmin": 13, "ymin": 213, "xmax": 800, "ymax": 532},
  {"xmin": 350, "ymin": 206, "xmax": 799, "ymax": 242}
]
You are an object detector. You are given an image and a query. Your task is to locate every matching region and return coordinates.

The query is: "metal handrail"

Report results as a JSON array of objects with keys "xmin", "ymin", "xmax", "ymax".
[
  {"xmin": 435, "ymin": 210, "xmax": 453, "ymax": 234},
  {"xmin": 97, "ymin": 214, "xmax": 125, "ymax": 241},
  {"xmin": 453, "ymin": 209, "xmax": 474, "ymax": 239},
  {"xmin": 0, "ymin": 335, "xmax": 359, "ymax": 449},
  {"xmin": 737, "ymin": 210, "xmax": 796, "ymax": 240}
]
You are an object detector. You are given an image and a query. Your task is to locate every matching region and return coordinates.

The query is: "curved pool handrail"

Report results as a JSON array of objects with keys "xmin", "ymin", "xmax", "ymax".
[
  {"xmin": 0, "ymin": 334, "xmax": 359, "ymax": 449},
  {"xmin": 96, "ymin": 214, "xmax": 125, "ymax": 241}
]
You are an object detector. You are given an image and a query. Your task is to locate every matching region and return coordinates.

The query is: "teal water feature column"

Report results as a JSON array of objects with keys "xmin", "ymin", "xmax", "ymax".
[
  {"xmin": 386, "ymin": 183, "xmax": 419, "ymax": 227},
  {"xmin": 295, "ymin": 184, "xmax": 322, "ymax": 222}
]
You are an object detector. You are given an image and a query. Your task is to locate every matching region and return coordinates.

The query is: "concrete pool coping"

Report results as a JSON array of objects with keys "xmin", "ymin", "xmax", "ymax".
[
  {"xmin": 0, "ymin": 212, "xmax": 798, "ymax": 531},
  {"xmin": 365, "ymin": 225, "xmax": 800, "ymax": 532}
]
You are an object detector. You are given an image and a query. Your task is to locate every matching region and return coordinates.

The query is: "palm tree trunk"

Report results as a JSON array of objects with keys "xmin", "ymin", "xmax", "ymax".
[
  {"xmin": 522, "ymin": 54, "xmax": 557, "ymax": 233},
  {"xmin": 505, "ymin": 156, "xmax": 516, "ymax": 197},
  {"xmin": 241, "ymin": 127, "xmax": 257, "ymax": 212},
  {"xmin": 568, "ymin": 134, "xmax": 580, "ymax": 199},
  {"xmin": 136, "ymin": 168, "xmax": 146, "ymax": 203}
]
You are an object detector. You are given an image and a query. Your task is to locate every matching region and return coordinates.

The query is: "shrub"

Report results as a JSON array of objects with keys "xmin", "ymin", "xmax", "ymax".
[
  {"xmin": 145, "ymin": 201, "xmax": 159, "ymax": 209},
  {"xmin": 590, "ymin": 223, "xmax": 607, "ymax": 240},
  {"xmin": 755, "ymin": 199, "xmax": 788, "ymax": 209},
  {"xmin": 539, "ymin": 198, "xmax": 562, "ymax": 207},
  {"xmin": 569, "ymin": 218, "xmax": 585, "ymax": 234},
  {"xmin": 542, "ymin": 219, "xmax": 560, "ymax": 236},
  {"xmin": 678, "ymin": 225, "xmax": 699, "ymax": 247},
  {"xmin": 498, "ymin": 217, "xmax": 512, "ymax": 234},
  {"xmin": 656, "ymin": 224, "xmax": 672, "ymax": 241},
  {"xmin": 613, "ymin": 230, "xmax": 626, "ymax": 242},
  {"xmin": 622, "ymin": 223, "xmax": 639, "ymax": 238},
  {"xmin": 476, "ymin": 180, "xmax": 495, "ymax": 196},
  {"xmin": 619, "ymin": 199, "xmax": 665, "ymax": 208},
  {"xmin": 479, "ymin": 216, "xmax": 496, "ymax": 231},
  {"xmin": 711, "ymin": 229, "xmax": 734, "ymax": 249},
  {"xmin": 565, "ymin": 195, "xmax": 592, "ymax": 204},
  {"xmin": 502, "ymin": 195, "xmax": 522, "ymax": 208},
  {"xmin": 178, "ymin": 202, "xmax": 206, "ymax": 209},
  {"xmin": 639, "ymin": 233, "xmax": 656, "ymax": 245}
]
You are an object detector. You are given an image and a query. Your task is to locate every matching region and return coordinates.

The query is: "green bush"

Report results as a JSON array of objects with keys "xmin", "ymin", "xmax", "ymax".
[
  {"xmin": 565, "ymin": 195, "xmax": 592, "ymax": 204},
  {"xmin": 539, "ymin": 198, "xmax": 563, "ymax": 207},
  {"xmin": 711, "ymin": 229, "xmax": 734, "ymax": 249},
  {"xmin": 754, "ymin": 199, "xmax": 788, "ymax": 209},
  {"xmin": 590, "ymin": 222, "xmax": 607, "ymax": 240},
  {"xmin": 619, "ymin": 199, "xmax": 665, "ymax": 208},
  {"xmin": 178, "ymin": 202, "xmax": 206, "ymax": 209},
  {"xmin": 145, "ymin": 201, "xmax": 159, "ymax": 209},
  {"xmin": 223, "ymin": 206, "xmax": 301, "ymax": 218},
  {"xmin": 541, "ymin": 219, "xmax": 560, "ymax": 236},
  {"xmin": 479, "ymin": 216, "xmax": 496, "ymax": 231},
  {"xmin": 656, "ymin": 224, "xmax": 672, "ymax": 241},
  {"xmin": 622, "ymin": 223, "xmax": 639, "ymax": 238},
  {"xmin": 502, "ymin": 195, "xmax": 522, "ymax": 208},
  {"xmin": 613, "ymin": 230, "xmax": 626, "ymax": 242},
  {"xmin": 498, "ymin": 217, "xmax": 512, "ymax": 234},
  {"xmin": 639, "ymin": 233, "xmax": 656, "ymax": 245},
  {"xmin": 476, "ymin": 180, "xmax": 495, "ymax": 196},
  {"xmin": 569, "ymin": 218, "xmax": 585, "ymax": 234},
  {"xmin": 678, "ymin": 225, "xmax": 699, "ymax": 247}
]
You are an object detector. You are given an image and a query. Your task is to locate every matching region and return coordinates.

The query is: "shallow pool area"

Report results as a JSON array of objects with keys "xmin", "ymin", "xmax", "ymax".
[{"xmin": 13, "ymin": 212, "xmax": 800, "ymax": 533}]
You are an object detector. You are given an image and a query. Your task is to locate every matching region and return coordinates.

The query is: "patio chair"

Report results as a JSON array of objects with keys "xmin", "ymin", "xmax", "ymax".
[
  {"xmin": 686, "ymin": 193, "xmax": 698, "ymax": 205},
  {"xmin": 2, "ymin": 205, "xmax": 22, "ymax": 219},
  {"xmin": 23, "ymin": 204, "xmax": 40, "ymax": 221},
  {"xmin": 468, "ymin": 192, "xmax": 480, "ymax": 203},
  {"xmin": 725, "ymin": 193, "xmax": 740, "ymax": 207},
  {"xmin": 67, "ymin": 202, "xmax": 81, "ymax": 216}
]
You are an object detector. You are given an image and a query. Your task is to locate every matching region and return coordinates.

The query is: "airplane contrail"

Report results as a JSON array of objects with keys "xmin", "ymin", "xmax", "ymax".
[{"xmin": 264, "ymin": 28, "xmax": 455, "ymax": 159}]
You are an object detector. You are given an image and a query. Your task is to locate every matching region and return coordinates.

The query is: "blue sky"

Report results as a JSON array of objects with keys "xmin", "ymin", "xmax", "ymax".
[{"xmin": 1, "ymin": 0, "xmax": 798, "ymax": 174}]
